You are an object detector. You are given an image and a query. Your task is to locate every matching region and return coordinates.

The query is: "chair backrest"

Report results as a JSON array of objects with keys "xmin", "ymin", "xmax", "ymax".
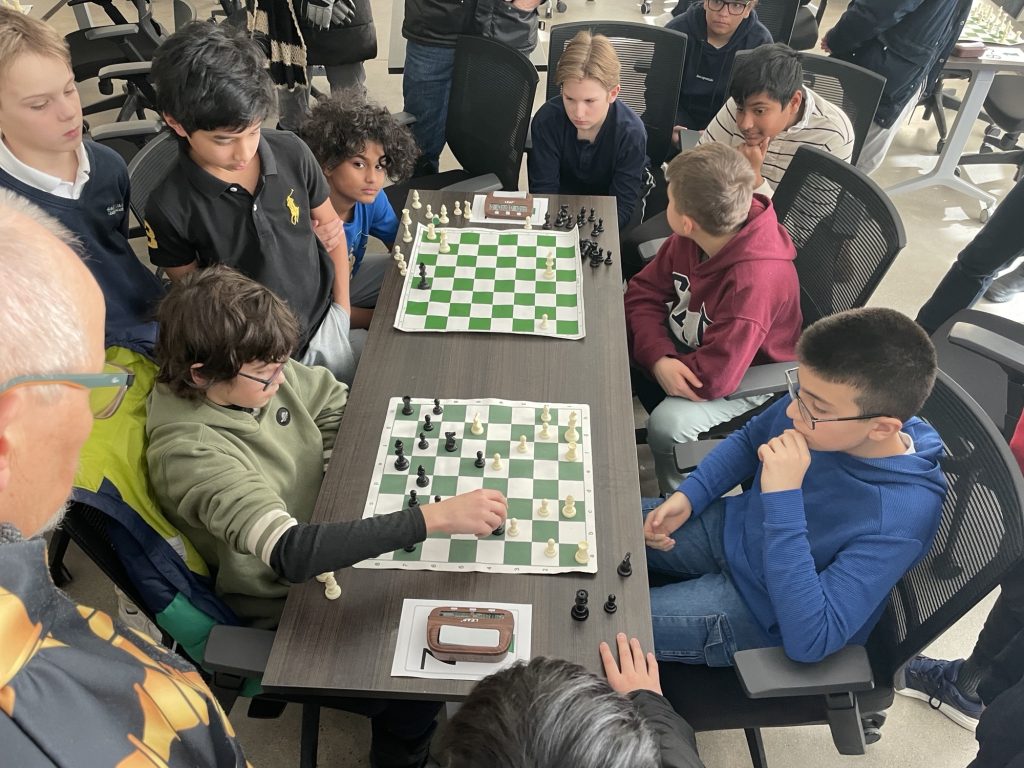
[
  {"xmin": 799, "ymin": 53, "xmax": 885, "ymax": 165},
  {"xmin": 126, "ymin": 130, "xmax": 179, "ymax": 225},
  {"xmin": 772, "ymin": 145, "xmax": 906, "ymax": 325},
  {"xmin": 751, "ymin": 0, "xmax": 801, "ymax": 45},
  {"xmin": 174, "ymin": 0, "xmax": 197, "ymax": 29},
  {"xmin": 445, "ymin": 35, "xmax": 539, "ymax": 191},
  {"xmin": 867, "ymin": 369, "xmax": 1024, "ymax": 684},
  {"xmin": 546, "ymin": 21, "xmax": 688, "ymax": 165}
]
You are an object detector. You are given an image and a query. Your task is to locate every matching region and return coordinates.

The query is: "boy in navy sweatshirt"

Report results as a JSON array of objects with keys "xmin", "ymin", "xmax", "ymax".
[
  {"xmin": 625, "ymin": 142, "xmax": 801, "ymax": 494},
  {"xmin": 643, "ymin": 307, "xmax": 947, "ymax": 665}
]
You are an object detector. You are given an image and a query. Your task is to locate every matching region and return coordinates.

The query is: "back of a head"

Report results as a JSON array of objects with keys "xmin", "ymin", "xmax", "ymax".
[
  {"xmin": 730, "ymin": 43, "xmax": 803, "ymax": 107},
  {"xmin": 555, "ymin": 31, "xmax": 621, "ymax": 90},
  {"xmin": 665, "ymin": 143, "xmax": 755, "ymax": 236},
  {"xmin": 0, "ymin": 7, "xmax": 70, "ymax": 86},
  {"xmin": 151, "ymin": 21, "xmax": 274, "ymax": 134},
  {"xmin": 441, "ymin": 657, "xmax": 659, "ymax": 768},
  {"xmin": 797, "ymin": 307, "xmax": 937, "ymax": 421},
  {"xmin": 155, "ymin": 265, "xmax": 298, "ymax": 400}
]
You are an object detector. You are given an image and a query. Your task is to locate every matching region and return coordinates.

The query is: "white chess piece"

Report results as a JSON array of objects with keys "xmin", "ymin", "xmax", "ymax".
[
  {"xmin": 574, "ymin": 541, "xmax": 589, "ymax": 565},
  {"xmin": 463, "ymin": 200, "xmax": 472, "ymax": 219},
  {"xmin": 565, "ymin": 441, "xmax": 578, "ymax": 462},
  {"xmin": 517, "ymin": 435, "xmax": 528, "ymax": 453},
  {"xmin": 402, "ymin": 222, "xmax": 413, "ymax": 243},
  {"xmin": 523, "ymin": 214, "xmax": 532, "ymax": 230},
  {"xmin": 454, "ymin": 200, "xmax": 462, "ymax": 217},
  {"xmin": 411, "ymin": 190, "xmax": 422, "ymax": 209},
  {"xmin": 544, "ymin": 538, "xmax": 558, "ymax": 558},
  {"xmin": 315, "ymin": 572, "xmax": 332, "ymax": 583},
  {"xmin": 540, "ymin": 422, "xmax": 550, "ymax": 440},
  {"xmin": 537, "ymin": 498, "xmax": 550, "ymax": 517},
  {"xmin": 425, "ymin": 203, "xmax": 434, "ymax": 221},
  {"xmin": 324, "ymin": 579, "xmax": 341, "ymax": 600},
  {"xmin": 471, "ymin": 412, "xmax": 484, "ymax": 435},
  {"xmin": 491, "ymin": 452, "xmax": 502, "ymax": 471},
  {"xmin": 427, "ymin": 221, "xmax": 437, "ymax": 241},
  {"xmin": 562, "ymin": 495, "xmax": 576, "ymax": 518},
  {"xmin": 439, "ymin": 230, "xmax": 450, "ymax": 253},
  {"xmin": 392, "ymin": 245, "xmax": 402, "ymax": 261},
  {"xmin": 401, "ymin": 208, "xmax": 412, "ymax": 226},
  {"xmin": 439, "ymin": 204, "xmax": 449, "ymax": 224},
  {"xmin": 400, "ymin": 264, "xmax": 408, "ymax": 276},
  {"xmin": 539, "ymin": 313, "xmax": 548, "ymax": 330},
  {"xmin": 565, "ymin": 412, "xmax": 579, "ymax": 442},
  {"xmin": 543, "ymin": 250, "xmax": 555, "ymax": 279},
  {"xmin": 507, "ymin": 518, "xmax": 519, "ymax": 537},
  {"xmin": 540, "ymin": 404, "xmax": 551, "ymax": 424}
]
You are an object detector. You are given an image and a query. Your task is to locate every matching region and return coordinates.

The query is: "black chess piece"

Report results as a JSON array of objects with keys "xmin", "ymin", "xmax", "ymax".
[
  {"xmin": 417, "ymin": 262, "xmax": 430, "ymax": 290},
  {"xmin": 604, "ymin": 251, "xmax": 614, "ymax": 266},
  {"xmin": 432, "ymin": 398, "xmax": 443, "ymax": 416},
  {"xmin": 587, "ymin": 207, "xmax": 595, "ymax": 223},
  {"xmin": 591, "ymin": 223, "xmax": 601, "ymax": 238},
  {"xmin": 394, "ymin": 440, "xmax": 409, "ymax": 471},
  {"xmin": 617, "ymin": 552, "xmax": 633, "ymax": 577},
  {"xmin": 444, "ymin": 431, "xmax": 458, "ymax": 452},
  {"xmin": 474, "ymin": 450, "xmax": 485, "ymax": 468},
  {"xmin": 571, "ymin": 589, "xmax": 590, "ymax": 621},
  {"xmin": 403, "ymin": 544, "xmax": 417, "ymax": 552},
  {"xmin": 491, "ymin": 523, "xmax": 505, "ymax": 536},
  {"xmin": 416, "ymin": 465, "xmax": 429, "ymax": 487},
  {"xmin": 434, "ymin": 495, "xmax": 441, "ymax": 503},
  {"xmin": 408, "ymin": 490, "xmax": 419, "ymax": 508},
  {"xmin": 418, "ymin": 432, "xmax": 429, "ymax": 450},
  {"xmin": 423, "ymin": 414, "xmax": 434, "ymax": 431},
  {"xmin": 401, "ymin": 396, "xmax": 413, "ymax": 416},
  {"xmin": 596, "ymin": 218, "xmax": 604, "ymax": 234},
  {"xmin": 603, "ymin": 594, "xmax": 618, "ymax": 614},
  {"xmin": 542, "ymin": 213, "xmax": 551, "ymax": 230}
]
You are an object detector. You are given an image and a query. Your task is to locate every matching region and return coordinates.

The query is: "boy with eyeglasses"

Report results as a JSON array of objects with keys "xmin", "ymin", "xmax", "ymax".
[{"xmin": 641, "ymin": 307, "xmax": 946, "ymax": 666}]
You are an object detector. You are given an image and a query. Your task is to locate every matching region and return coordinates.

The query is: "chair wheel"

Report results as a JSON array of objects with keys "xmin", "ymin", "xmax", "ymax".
[
  {"xmin": 863, "ymin": 727, "xmax": 882, "ymax": 745},
  {"xmin": 980, "ymin": 144, "xmax": 994, "ymax": 154},
  {"xmin": 640, "ymin": 1, "xmax": 652, "ymax": 11},
  {"xmin": 935, "ymin": 139, "xmax": 944, "ymax": 154},
  {"xmin": 980, "ymin": 207, "xmax": 991, "ymax": 223},
  {"xmin": 862, "ymin": 712, "xmax": 886, "ymax": 729},
  {"xmin": 556, "ymin": 0, "xmax": 566, "ymax": 10},
  {"xmin": 954, "ymin": 167, "xmax": 961, "ymax": 177}
]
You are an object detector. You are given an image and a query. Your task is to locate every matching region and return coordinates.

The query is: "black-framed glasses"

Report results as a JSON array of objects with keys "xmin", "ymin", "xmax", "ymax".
[
  {"xmin": 236, "ymin": 362, "xmax": 287, "ymax": 391},
  {"xmin": 706, "ymin": 0, "xmax": 753, "ymax": 15},
  {"xmin": 0, "ymin": 363, "xmax": 134, "ymax": 419},
  {"xmin": 785, "ymin": 368, "xmax": 889, "ymax": 430}
]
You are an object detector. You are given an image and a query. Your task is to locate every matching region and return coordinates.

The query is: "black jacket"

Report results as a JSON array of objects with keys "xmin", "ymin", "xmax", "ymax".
[
  {"xmin": 302, "ymin": 0, "xmax": 377, "ymax": 67},
  {"xmin": 824, "ymin": 0, "xmax": 971, "ymax": 127},
  {"xmin": 629, "ymin": 690, "xmax": 705, "ymax": 768},
  {"xmin": 402, "ymin": 0, "xmax": 541, "ymax": 53}
]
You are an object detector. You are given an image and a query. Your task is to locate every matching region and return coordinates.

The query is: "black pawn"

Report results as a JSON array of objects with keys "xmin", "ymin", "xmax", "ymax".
[
  {"xmin": 491, "ymin": 522, "xmax": 505, "ymax": 536},
  {"xmin": 394, "ymin": 440, "xmax": 409, "ymax": 471},
  {"xmin": 403, "ymin": 544, "xmax": 417, "ymax": 552},
  {"xmin": 596, "ymin": 217, "xmax": 605, "ymax": 234},
  {"xmin": 474, "ymin": 450, "xmax": 485, "ymax": 469},
  {"xmin": 542, "ymin": 213, "xmax": 551, "ymax": 230},
  {"xmin": 416, "ymin": 465, "xmax": 429, "ymax": 487},
  {"xmin": 604, "ymin": 251, "xmax": 614, "ymax": 266},
  {"xmin": 423, "ymin": 414, "xmax": 434, "ymax": 432},
  {"xmin": 571, "ymin": 589, "xmax": 590, "ymax": 621},
  {"xmin": 418, "ymin": 432, "xmax": 429, "ymax": 450},
  {"xmin": 617, "ymin": 552, "xmax": 633, "ymax": 577},
  {"xmin": 432, "ymin": 398, "xmax": 443, "ymax": 416},
  {"xmin": 408, "ymin": 490, "xmax": 419, "ymax": 508},
  {"xmin": 434, "ymin": 495, "xmax": 441, "ymax": 503},
  {"xmin": 401, "ymin": 396, "xmax": 413, "ymax": 416},
  {"xmin": 603, "ymin": 594, "xmax": 618, "ymax": 614},
  {"xmin": 444, "ymin": 431, "xmax": 458, "ymax": 452},
  {"xmin": 417, "ymin": 262, "xmax": 430, "ymax": 289},
  {"xmin": 587, "ymin": 207, "xmax": 596, "ymax": 223}
]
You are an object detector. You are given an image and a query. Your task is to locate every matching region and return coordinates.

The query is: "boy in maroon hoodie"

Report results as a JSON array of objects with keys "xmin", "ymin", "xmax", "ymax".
[{"xmin": 626, "ymin": 143, "xmax": 802, "ymax": 493}]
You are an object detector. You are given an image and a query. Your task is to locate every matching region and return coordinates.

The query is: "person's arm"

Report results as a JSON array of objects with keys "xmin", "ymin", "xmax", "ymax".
[
  {"xmin": 311, "ymin": 198, "xmax": 351, "ymax": 313},
  {"xmin": 368, "ymin": 191, "xmax": 399, "ymax": 250},
  {"xmin": 527, "ymin": 107, "xmax": 564, "ymax": 194},
  {"xmin": 143, "ymin": 200, "xmax": 200, "ymax": 276},
  {"xmin": 289, "ymin": 362, "xmax": 349, "ymax": 461},
  {"xmin": 623, "ymin": 241, "xmax": 684, "ymax": 372},
  {"xmin": 299, "ymin": 136, "xmax": 351, "ymax": 312},
  {"xmin": 610, "ymin": 118, "xmax": 649, "ymax": 230},
  {"xmin": 824, "ymin": 0, "xmax": 928, "ymax": 56}
]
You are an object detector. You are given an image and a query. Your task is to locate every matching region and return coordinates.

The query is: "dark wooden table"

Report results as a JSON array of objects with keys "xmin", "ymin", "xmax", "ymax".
[{"xmin": 263, "ymin": 191, "xmax": 652, "ymax": 700}]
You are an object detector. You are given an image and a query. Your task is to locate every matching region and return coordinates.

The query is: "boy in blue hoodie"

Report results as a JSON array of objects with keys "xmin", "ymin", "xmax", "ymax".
[
  {"xmin": 643, "ymin": 308, "xmax": 947, "ymax": 665},
  {"xmin": 667, "ymin": 0, "xmax": 772, "ymax": 132}
]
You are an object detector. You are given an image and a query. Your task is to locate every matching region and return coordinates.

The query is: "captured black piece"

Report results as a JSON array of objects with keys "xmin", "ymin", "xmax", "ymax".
[
  {"xmin": 571, "ymin": 588, "xmax": 590, "ymax": 621},
  {"xmin": 603, "ymin": 594, "xmax": 618, "ymax": 614},
  {"xmin": 617, "ymin": 552, "xmax": 633, "ymax": 577}
]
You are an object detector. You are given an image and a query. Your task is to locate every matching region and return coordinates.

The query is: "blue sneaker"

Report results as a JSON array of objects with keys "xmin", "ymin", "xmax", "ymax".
[{"xmin": 897, "ymin": 656, "xmax": 983, "ymax": 731}]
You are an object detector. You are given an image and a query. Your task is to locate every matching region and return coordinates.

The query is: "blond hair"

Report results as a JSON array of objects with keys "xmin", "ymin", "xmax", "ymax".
[
  {"xmin": 665, "ymin": 143, "xmax": 755, "ymax": 236},
  {"xmin": 555, "ymin": 31, "xmax": 620, "ymax": 91},
  {"xmin": 0, "ymin": 8, "xmax": 70, "ymax": 87}
]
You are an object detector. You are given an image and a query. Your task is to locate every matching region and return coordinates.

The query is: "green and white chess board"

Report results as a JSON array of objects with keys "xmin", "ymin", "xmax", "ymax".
[
  {"xmin": 393, "ymin": 225, "xmax": 586, "ymax": 339},
  {"xmin": 354, "ymin": 397, "xmax": 597, "ymax": 574}
]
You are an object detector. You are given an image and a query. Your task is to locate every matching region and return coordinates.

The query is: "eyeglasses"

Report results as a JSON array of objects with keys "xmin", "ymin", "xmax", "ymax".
[
  {"xmin": 785, "ymin": 368, "xmax": 888, "ymax": 430},
  {"xmin": 706, "ymin": 0, "xmax": 753, "ymax": 15},
  {"xmin": 236, "ymin": 362, "xmax": 287, "ymax": 391},
  {"xmin": 0, "ymin": 363, "xmax": 134, "ymax": 419}
]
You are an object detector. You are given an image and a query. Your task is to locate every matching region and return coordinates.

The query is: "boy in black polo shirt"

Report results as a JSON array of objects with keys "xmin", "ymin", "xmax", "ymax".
[{"xmin": 143, "ymin": 21, "xmax": 361, "ymax": 384}]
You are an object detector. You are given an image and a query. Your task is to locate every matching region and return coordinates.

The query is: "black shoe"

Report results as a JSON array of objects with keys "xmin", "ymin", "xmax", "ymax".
[{"xmin": 985, "ymin": 263, "xmax": 1024, "ymax": 302}]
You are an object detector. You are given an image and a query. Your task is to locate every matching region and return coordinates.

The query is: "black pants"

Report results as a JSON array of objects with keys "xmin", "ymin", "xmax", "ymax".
[
  {"xmin": 916, "ymin": 177, "xmax": 1024, "ymax": 335},
  {"xmin": 326, "ymin": 697, "xmax": 441, "ymax": 768}
]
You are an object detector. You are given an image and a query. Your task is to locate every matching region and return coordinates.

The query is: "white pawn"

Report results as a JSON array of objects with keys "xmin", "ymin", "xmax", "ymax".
[
  {"xmin": 401, "ymin": 208, "xmax": 412, "ymax": 226},
  {"xmin": 540, "ymin": 422, "xmax": 550, "ymax": 440},
  {"xmin": 574, "ymin": 541, "xmax": 589, "ymax": 565},
  {"xmin": 537, "ymin": 498, "xmax": 550, "ymax": 517},
  {"xmin": 543, "ymin": 251, "xmax": 555, "ymax": 279},
  {"xmin": 392, "ymin": 245, "xmax": 402, "ymax": 261},
  {"xmin": 491, "ymin": 452, "xmax": 503, "ymax": 471},
  {"xmin": 324, "ymin": 578, "xmax": 341, "ymax": 600},
  {"xmin": 463, "ymin": 200, "xmax": 472, "ymax": 219},
  {"xmin": 565, "ymin": 441, "xmax": 578, "ymax": 462},
  {"xmin": 517, "ymin": 435, "xmax": 528, "ymax": 454},
  {"xmin": 425, "ymin": 203, "xmax": 434, "ymax": 221},
  {"xmin": 427, "ymin": 221, "xmax": 437, "ymax": 241},
  {"xmin": 439, "ymin": 229, "xmax": 450, "ymax": 253},
  {"xmin": 565, "ymin": 412, "xmax": 579, "ymax": 443},
  {"xmin": 539, "ymin": 313, "xmax": 549, "ymax": 331},
  {"xmin": 507, "ymin": 517, "xmax": 519, "ymax": 537},
  {"xmin": 439, "ymin": 204, "xmax": 449, "ymax": 224},
  {"xmin": 400, "ymin": 266, "xmax": 408, "ymax": 277},
  {"xmin": 544, "ymin": 538, "xmax": 558, "ymax": 558},
  {"xmin": 540, "ymin": 404, "xmax": 551, "ymax": 424},
  {"xmin": 411, "ymin": 190, "xmax": 422, "ymax": 209},
  {"xmin": 562, "ymin": 495, "xmax": 576, "ymax": 518},
  {"xmin": 402, "ymin": 222, "xmax": 413, "ymax": 243},
  {"xmin": 471, "ymin": 412, "xmax": 484, "ymax": 435},
  {"xmin": 454, "ymin": 200, "xmax": 462, "ymax": 217},
  {"xmin": 523, "ymin": 214, "xmax": 532, "ymax": 230}
]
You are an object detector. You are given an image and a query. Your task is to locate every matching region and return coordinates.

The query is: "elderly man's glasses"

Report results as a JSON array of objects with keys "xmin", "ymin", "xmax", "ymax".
[
  {"xmin": 0, "ymin": 363, "xmax": 134, "ymax": 419},
  {"xmin": 236, "ymin": 362, "xmax": 287, "ymax": 391},
  {"xmin": 785, "ymin": 368, "xmax": 888, "ymax": 430},
  {"xmin": 706, "ymin": 0, "xmax": 753, "ymax": 15}
]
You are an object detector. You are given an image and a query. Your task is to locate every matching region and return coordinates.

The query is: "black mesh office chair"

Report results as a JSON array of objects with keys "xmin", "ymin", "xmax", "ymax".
[
  {"xmin": 660, "ymin": 367, "xmax": 1024, "ymax": 768},
  {"xmin": 750, "ymin": 0, "xmax": 800, "ymax": 46},
  {"xmin": 121, "ymin": 130, "xmax": 180, "ymax": 240},
  {"xmin": 957, "ymin": 74, "xmax": 1024, "ymax": 182},
  {"xmin": 789, "ymin": 0, "xmax": 827, "ymax": 50}
]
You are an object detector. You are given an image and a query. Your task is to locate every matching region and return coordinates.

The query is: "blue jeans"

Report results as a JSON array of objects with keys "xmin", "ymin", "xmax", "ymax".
[
  {"xmin": 402, "ymin": 41, "xmax": 455, "ymax": 175},
  {"xmin": 643, "ymin": 498, "xmax": 773, "ymax": 666}
]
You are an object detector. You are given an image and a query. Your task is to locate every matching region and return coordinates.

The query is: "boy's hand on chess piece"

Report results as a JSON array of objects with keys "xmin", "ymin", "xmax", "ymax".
[
  {"xmin": 600, "ymin": 633, "xmax": 662, "ymax": 695},
  {"xmin": 643, "ymin": 492, "xmax": 692, "ymax": 551},
  {"xmin": 313, "ymin": 215, "xmax": 345, "ymax": 253},
  {"xmin": 422, "ymin": 489, "xmax": 508, "ymax": 536},
  {"xmin": 652, "ymin": 357, "xmax": 705, "ymax": 401},
  {"xmin": 758, "ymin": 429, "xmax": 811, "ymax": 493}
]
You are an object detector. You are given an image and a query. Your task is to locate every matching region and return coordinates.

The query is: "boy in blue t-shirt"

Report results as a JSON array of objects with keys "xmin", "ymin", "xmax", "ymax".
[{"xmin": 299, "ymin": 98, "xmax": 420, "ymax": 329}]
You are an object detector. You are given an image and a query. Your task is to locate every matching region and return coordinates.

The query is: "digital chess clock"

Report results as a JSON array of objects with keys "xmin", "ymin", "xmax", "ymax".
[
  {"xmin": 426, "ymin": 607, "xmax": 515, "ymax": 663},
  {"xmin": 484, "ymin": 192, "xmax": 534, "ymax": 220}
]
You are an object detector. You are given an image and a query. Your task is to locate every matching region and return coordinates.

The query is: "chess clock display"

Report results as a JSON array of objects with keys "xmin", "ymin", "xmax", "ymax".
[
  {"xmin": 484, "ymin": 192, "xmax": 534, "ymax": 220},
  {"xmin": 426, "ymin": 607, "xmax": 515, "ymax": 662}
]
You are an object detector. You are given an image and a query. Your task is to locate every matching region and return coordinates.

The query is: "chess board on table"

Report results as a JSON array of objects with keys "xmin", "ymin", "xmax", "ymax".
[
  {"xmin": 393, "ymin": 224, "xmax": 586, "ymax": 339},
  {"xmin": 354, "ymin": 397, "xmax": 597, "ymax": 574}
]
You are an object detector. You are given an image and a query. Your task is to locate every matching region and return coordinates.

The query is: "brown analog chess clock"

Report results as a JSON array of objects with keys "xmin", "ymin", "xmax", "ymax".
[
  {"xmin": 426, "ymin": 607, "xmax": 515, "ymax": 663},
  {"xmin": 484, "ymin": 192, "xmax": 534, "ymax": 220}
]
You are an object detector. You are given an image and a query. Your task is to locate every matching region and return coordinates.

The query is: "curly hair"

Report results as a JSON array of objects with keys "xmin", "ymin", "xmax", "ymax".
[{"xmin": 298, "ymin": 94, "xmax": 420, "ymax": 182}]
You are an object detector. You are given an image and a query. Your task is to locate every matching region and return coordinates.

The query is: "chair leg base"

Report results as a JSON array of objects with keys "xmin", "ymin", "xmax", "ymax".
[{"xmin": 745, "ymin": 727, "xmax": 768, "ymax": 768}]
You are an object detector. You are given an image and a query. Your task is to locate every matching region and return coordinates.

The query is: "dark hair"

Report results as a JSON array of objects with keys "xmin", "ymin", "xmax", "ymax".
[
  {"xmin": 152, "ymin": 21, "xmax": 275, "ymax": 134},
  {"xmin": 729, "ymin": 43, "xmax": 803, "ymax": 107},
  {"xmin": 440, "ymin": 657, "xmax": 659, "ymax": 768},
  {"xmin": 155, "ymin": 266, "xmax": 299, "ymax": 400},
  {"xmin": 797, "ymin": 308, "xmax": 937, "ymax": 421},
  {"xmin": 298, "ymin": 94, "xmax": 420, "ymax": 182}
]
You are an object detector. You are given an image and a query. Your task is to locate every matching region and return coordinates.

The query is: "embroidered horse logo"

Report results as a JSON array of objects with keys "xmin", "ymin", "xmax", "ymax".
[{"xmin": 285, "ymin": 189, "xmax": 300, "ymax": 225}]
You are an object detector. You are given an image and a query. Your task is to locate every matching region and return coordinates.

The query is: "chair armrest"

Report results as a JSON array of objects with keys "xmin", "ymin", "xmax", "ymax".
[
  {"xmin": 724, "ymin": 361, "xmax": 793, "ymax": 400},
  {"xmin": 203, "ymin": 625, "xmax": 276, "ymax": 677},
  {"xmin": 442, "ymin": 173, "xmax": 502, "ymax": 193},
  {"xmin": 88, "ymin": 119, "xmax": 163, "ymax": 142},
  {"xmin": 674, "ymin": 438, "xmax": 724, "ymax": 473},
  {"xmin": 734, "ymin": 645, "xmax": 874, "ymax": 698},
  {"xmin": 98, "ymin": 61, "xmax": 152, "ymax": 81},
  {"xmin": 84, "ymin": 24, "xmax": 139, "ymax": 41},
  {"xmin": 949, "ymin": 320, "xmax": 1024, "ymax": 380},
  {"xmin": 393, "ymin": 111, "xmax": 417, "ymax": 127},
  {"xmin": 637, "ymin": 237, "xmax": 668, "ymax": 263}
]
